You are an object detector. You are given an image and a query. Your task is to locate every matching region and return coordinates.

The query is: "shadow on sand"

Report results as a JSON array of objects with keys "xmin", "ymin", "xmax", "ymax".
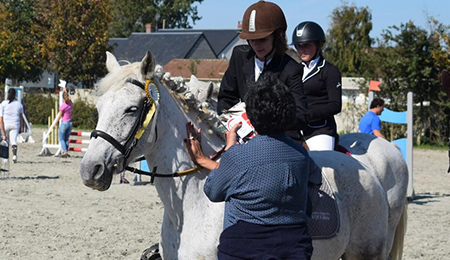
[
  {"xmin": 1, "ymin": 175, "xmax": 60, "ymax": 181},
  {"xmin": 409, "ymin": 192, "xmax": 450, "ymax": 205}
]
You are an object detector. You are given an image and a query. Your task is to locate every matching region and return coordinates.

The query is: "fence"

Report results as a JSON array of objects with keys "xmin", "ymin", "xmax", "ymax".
[{"xmin": 38, "ymin": 99, "xmax": 90, "ymax": 156}]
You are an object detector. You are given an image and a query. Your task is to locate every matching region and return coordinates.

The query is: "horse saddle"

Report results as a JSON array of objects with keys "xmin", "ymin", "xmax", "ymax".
[{"xmin": 307, "ymin": 172, "xmax": 340, "ymax": 239}]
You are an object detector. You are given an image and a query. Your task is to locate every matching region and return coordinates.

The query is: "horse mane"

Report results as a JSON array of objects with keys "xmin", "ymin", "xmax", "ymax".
[
  {"xmin": 157, "ymin": 65, "xmax": 222, "ymax": 135},
  {"xmin": 96, "ymin": 60, "xmax": 223, "ymax": 136},
  {"xmin": 95, "ymin": 61, "xmax": 141, "ymax": 96}
]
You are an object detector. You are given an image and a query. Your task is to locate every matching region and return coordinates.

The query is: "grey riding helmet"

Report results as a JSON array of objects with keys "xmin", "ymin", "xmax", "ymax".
[{"xmin": 291, "ymin": 21, "xmax": 325, "ymax": 45}]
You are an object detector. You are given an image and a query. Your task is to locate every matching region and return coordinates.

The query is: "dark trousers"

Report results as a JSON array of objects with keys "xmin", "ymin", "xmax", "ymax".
[{"xmin": 218, "ymin": 221, "xmax": 313, "ymax": 260}]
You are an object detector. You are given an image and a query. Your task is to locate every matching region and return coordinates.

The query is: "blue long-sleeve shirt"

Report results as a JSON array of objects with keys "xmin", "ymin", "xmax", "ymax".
[{"xmin": 204, "ymin": 134, "xmax": 321, "ymax": 230}]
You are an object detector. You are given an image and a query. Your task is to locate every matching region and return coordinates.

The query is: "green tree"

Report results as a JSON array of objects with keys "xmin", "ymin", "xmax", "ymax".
[
  {"xmin": 35, "ymin": 0, "xmax": 112, "ymax": 88},
  {"xmin": 0, "ymin": 0, "xmax": 48, "ymax": 82},
  {"xmin": 23, "ymin": 93, "xmax": 57, "ymax": 125},
  {"xmin": 428, "ymin": 18, "xmax": 450, "ymax": 145},
  {"xmin": 429, "ymin": 18, "xmax": 450, "ymax": 72},
  {"xmin": 72, "ymin": 99, "xmax": 98, "ymax": 129},
  {"xmin": 366, "ymin": 20, "xmax": 449, "ymax": 145},
  {"xmin": 325, "ymin": 2, "xmax": 373, "ymax": 76},
  {"xmin": 108, "ymin": 0, "xmax": 204, "ymax": 37},
  {"xmin": 108, "ymin": 0, "xmax": 146, "ymax": 37}
]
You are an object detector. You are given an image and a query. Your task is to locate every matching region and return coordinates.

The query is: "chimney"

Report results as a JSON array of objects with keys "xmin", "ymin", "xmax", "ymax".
[
  {"xmin": 145, "ymin": 23, "xmax": 156, "ymax": 33},
  {"xmin": 237, "ymin": 21, "xmax": 242, "ymax": 29}
]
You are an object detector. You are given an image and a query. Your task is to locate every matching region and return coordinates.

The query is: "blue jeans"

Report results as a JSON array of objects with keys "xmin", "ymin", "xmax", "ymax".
[{"xmin": 59, "ymin": 121, "xmax": 72, "ymax": 153}]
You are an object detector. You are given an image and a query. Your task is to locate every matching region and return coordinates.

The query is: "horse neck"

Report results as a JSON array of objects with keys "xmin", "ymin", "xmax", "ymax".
[
  {"xmin": 141, "ymin": 81, "xmax": 224, "ymax": 226},
  {"xmin": 143, "ymin": 80, "xmax": 223, "ymax": 177}
]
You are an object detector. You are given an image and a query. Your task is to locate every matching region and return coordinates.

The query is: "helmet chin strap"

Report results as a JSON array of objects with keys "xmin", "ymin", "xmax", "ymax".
[
  {"xmin": 263, "ymin": 46, "xmax": 276, "ymax": 69},
  {"xmin": 312, "ymin": 41, "xmax": 323, "ymax": 60},
  {"xmin": 248, "ymin": 35, "xmax": 277, "ymax": 71},
  {"xmin": 304, "ymin": 41, "xmax": 322, "ymax": 64}
]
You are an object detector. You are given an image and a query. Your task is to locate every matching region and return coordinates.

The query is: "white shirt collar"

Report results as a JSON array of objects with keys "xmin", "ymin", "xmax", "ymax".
[
  {"xmin": 302, "ymin": 56, "xmax": 321, "ymax": 80},
  {"xmin": 254, "ymin": 57, "xmax": 272, "ymax": 81}
]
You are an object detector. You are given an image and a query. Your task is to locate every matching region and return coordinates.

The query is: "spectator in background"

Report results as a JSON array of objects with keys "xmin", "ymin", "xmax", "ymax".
[
  {"xmin": 55, "ymin": 89, "xmax": 73, "ymax": 158},
  {"xmin": 0, "ymin": 88, "xmax": 24, "ymax": 163},
  {"xmin": 358, "ymin": 98, "xmax": 386, "ymax": 139}
]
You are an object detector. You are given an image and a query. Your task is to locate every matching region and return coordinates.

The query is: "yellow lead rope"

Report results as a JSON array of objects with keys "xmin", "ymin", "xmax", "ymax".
[{"xmin": 176, "ymin": 166, "xmax": 203, "ymax": 176}]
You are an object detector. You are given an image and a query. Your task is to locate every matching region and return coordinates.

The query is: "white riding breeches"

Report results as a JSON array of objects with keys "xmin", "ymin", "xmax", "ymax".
[
  {"xmin": 306, "ymin": 134, "xmax": 335, "ymax": 151},
  {"xmin": 5, "ymin": 125, "xmax": 19, "ymax": 146}
]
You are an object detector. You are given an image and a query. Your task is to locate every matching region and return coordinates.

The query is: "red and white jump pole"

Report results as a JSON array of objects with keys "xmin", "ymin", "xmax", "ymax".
[{"xmin": 39, "ymin": 131, "xmax": 91, "ymax": 156}]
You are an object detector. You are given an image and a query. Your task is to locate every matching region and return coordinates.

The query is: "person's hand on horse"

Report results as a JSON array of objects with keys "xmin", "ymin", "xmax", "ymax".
[
  {"xmin": 185, "ymin": 121, "xmax": 241, "ymax": 171},
  {"xmin": 185, "ymin": 121, "xmax": 204, "ymax": 164},
  {"xmin": 185, "ymin": 121, "xmax": 219, "ymax": 171}
]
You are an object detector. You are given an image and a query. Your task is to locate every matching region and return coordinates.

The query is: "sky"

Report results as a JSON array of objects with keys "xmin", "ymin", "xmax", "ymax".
[{"xmin": 192, "ymin": 0, "xmax": 450, "ymax": 40}]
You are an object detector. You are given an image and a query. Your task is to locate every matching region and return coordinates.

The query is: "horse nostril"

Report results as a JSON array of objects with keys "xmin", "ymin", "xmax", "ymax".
[{"xmin": 93, "ymin": 164, "xmax": 104, "ymax": 180}]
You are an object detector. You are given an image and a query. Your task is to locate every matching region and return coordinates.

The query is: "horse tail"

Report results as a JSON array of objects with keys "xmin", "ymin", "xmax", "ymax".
[{"xmin": 390, "ymin": 201, "xmax": 408, "ymax": 260}]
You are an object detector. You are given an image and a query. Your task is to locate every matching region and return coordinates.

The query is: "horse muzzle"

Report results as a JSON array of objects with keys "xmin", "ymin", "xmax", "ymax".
[{"xmin": 80, "ymin": 160, "xmax": 114, "ymax": 191}]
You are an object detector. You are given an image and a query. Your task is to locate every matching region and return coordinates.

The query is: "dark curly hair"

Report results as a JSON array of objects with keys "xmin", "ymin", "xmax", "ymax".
[{"xmin": 244, "ymin": 74, "xmax": 296, "ymax": 135}]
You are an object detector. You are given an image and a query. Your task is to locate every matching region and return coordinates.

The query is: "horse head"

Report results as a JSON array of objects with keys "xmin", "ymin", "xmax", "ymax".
[{"xmin": 79, "ymin": 51, "xmax": 158, "ymax": 191}]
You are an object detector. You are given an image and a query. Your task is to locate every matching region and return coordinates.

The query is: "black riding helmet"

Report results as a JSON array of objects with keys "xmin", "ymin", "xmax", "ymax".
[
  {"xmin": 292, "ymin": 21, "xmax": 325, "ymax": 44},
  {"xmin": 292, "ymin": 21, "xmax": 325, "ymax": 61}
]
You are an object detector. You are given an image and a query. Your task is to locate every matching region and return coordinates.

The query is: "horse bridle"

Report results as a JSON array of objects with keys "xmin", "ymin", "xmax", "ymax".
[
  {"xmin": 91, "ymin": 78, "xmax": 160, "ymax": 174},
  {"xmin": 90, "ymin": 78, "xmax": 225, "ymax": 181}
]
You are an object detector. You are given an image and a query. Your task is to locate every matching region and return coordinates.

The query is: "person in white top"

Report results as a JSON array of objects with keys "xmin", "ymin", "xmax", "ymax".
[{"xmin": 0, "ymin": 88, "xmax": 24, "ymax": 163}]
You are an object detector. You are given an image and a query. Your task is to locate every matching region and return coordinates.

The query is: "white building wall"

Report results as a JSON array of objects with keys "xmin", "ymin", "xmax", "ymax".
[{"xmin": 336, "ymin": 77, "xmax": 369, "ymax": 134}]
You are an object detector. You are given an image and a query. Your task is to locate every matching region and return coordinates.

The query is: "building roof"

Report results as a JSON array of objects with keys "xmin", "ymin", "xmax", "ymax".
[
  {"xmin": 158, "ymin": 29, "xmax": 241, "ymax": 56},
  {"xmin": 109, "ymin": 32, "xmax": 209, "ymax": 65},
  {"xmin": 164, "ymin": 59, "xmax": 229, "ymax": 81}
]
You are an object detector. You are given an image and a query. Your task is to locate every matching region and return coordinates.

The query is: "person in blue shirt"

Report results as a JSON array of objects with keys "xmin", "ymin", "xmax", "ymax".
[
  {"xmin": 186, "ymin": 73, "xmax": 321, "ymax": 260},
  {"xmin": 358, "ymin": 98, "xmax": 386, "ymax": 139}
]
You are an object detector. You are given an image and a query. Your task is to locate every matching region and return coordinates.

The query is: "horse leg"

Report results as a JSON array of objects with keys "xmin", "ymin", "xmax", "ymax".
[
  {"xmin": 389, "ymin": 203, "xmax": 408, "ymax": 260},
  {"xmin": 344, "ymin": 187, "xmax": 389, "ymax": 259}
]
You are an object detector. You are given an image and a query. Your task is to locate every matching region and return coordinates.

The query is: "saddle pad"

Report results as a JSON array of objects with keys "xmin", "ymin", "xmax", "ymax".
[{"xmin": 307, "ymin": 172, "xmax": 340, "ymax": 239}]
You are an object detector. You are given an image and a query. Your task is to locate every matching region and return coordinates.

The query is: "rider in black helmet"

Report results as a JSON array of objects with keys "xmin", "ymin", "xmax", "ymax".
[{"xmin": 292, "ymin": 21, "xmax": 342, "ymax": 151}]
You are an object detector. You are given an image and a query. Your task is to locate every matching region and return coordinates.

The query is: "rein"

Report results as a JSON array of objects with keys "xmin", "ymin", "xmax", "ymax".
[{"xmin": 126, "ymin": 146, "xmax": 225, "ymax": 183}]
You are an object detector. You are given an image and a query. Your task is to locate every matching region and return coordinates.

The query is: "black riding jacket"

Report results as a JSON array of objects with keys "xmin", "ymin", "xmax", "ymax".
[
  {"xmin": 301, "ymin": 56, "xmax": 342, "ymax": 140},
  {"xmin": 217, "ymin": 45, "xmax": 308, "ymax": 131}
]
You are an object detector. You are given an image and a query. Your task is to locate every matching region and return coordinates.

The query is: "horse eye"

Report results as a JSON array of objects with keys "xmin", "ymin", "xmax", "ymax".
[{"xmin": 125, "ymin": 106, "xmax": 139, "ymax": 113}]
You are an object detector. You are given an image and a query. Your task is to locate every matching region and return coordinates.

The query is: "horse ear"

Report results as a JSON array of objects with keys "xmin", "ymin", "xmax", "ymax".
[
  {"xmin": 206, "ymin": 82, "xmax": 214, "ymax": 101},
  {"xmin": 141, "ymin": 51, "xmax": 156, "ymax": 80},
  {"xmin": 105, "ymin": 51, "xmax": 121, "ymax": 72},
  {"xmin": 441, "ymin": 69, "xmax": 450, "ymax": 99}
]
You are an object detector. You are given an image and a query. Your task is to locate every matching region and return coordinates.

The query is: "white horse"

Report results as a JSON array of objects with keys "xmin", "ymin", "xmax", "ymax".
[{"xmin": 79, "ymin": 51, "xmax": 408, "ymax": 260}]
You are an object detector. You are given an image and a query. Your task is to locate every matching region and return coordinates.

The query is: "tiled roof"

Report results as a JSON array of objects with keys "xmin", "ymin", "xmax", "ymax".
[
  {"xmin": 164, "ymin": 59, "xmax": 229, "ymax": 80},
  {"xmin": 109, "ymin": 32, "xmax": 205, "ymax": 65},
  {"xmin": 158, "ymin": 29, "xmax": 241, "ymax": 56}
]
